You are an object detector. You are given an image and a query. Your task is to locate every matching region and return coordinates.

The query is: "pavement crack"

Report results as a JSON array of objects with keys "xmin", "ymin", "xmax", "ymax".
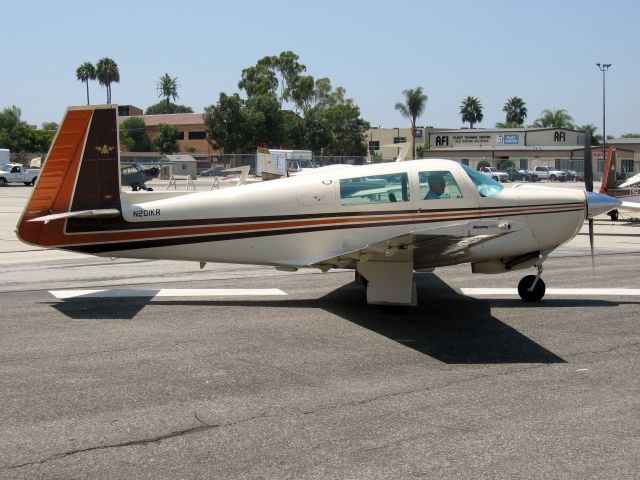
[
  {"xmin": 3, "ymin": 411, "xmax": 277, "ymax": 471},
  {"xmin": 4, "ymin": 414, "xmax": 219, "ymax": 470}
]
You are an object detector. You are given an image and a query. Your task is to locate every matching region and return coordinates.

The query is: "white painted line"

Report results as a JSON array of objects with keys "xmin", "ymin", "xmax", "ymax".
[
  {"xmin": 49, "ymin": 288, "xmax": 287, "ymax": 299},
  {"xmin": 461, "ymin": 288, "xmax": 640, "ymax": 296}
]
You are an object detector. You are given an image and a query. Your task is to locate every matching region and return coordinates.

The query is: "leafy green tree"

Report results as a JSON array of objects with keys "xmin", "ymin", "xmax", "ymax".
[
  {"xmin": 153, "ymin": 124, "xmax": 180, "ymax": 154},
  {"xmin": 533, "ymin": 109, "xmax": 574, "ymax": 128},
  {"xmin": 303, "ymin": 106, "xmax": 332, "ymax": 154},
  {"xmin": 395, "ymin": 86, "xmax": 428, "ymax": 159},
  {"xmin": 238, "ymin": 59, "xmax": 278, "ymax": 97},
  {"xmin": 76, "ymin": 62, "xmax": 96, "ymax": 105},
  {"xmin": 243, "ymin": 93, "xmax": 284, "ymax": 147},
  {"xmin": 157, "ymin": 73, "xmax": 179, "ymax": 114},
  {"xmin": 42, "ymin": 122, "xmax": 59, "ymax": 132},
  {"xmin": 283, "ymin": 113, "xmax": 306, "ymax": 149},
  {"xmin": 495, "ymin": 121, "xmax": 521, "ymax": 128},
  {"xmin": 145, "ymin": 102, "xmax": 193, "ymax": 115},
  {"xmin": 0, "ymin": 106, "xmax": 28, "ymax": 152},
  {"xmin": 477, "ymin": 160, "xmax": 490, "ymax": 171},
  {"xmin": 238, "ymin": 51, "xmax": 312, "ymax": 112},
  {"xmin": 96, "ymin": 57, "xmax": 120, "ymax": 104},
  {"xmin": 460, "ymin": 96, "xmax": 483, "ymax": 128},
  {"xmin": 621, "ymin": 132, "xmax": 640, "ymax": 138},
  {"xmin": 120, "ymin": 117, "xmax": 151, "ymax": 151},
  {"xmin": 323, "ymin": 102, "xmax": 369, "ymax": 156},
  {"xmin": 23, "ymin": 128, "xmax": 55, "ymax": 152},
  {"xmin": 502, "ymin": 96, "xmax": 527, "ymax": 126},
  {"xmin": 204, "ymin": 93, "xmax": 248, "ymax": 153}
]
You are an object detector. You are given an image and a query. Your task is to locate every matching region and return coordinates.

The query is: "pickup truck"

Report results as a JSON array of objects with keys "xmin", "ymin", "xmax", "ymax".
[
  {"xmin": 533, "ymin": 166, "xmax": 567, "ymax": 182},
  {"xmin": 0, "ymin": 163, "xmax": 39, "ymax": 186},
  {"xmin": 480, "ymin": 166, "xmax": 509, "ymax": 182}
]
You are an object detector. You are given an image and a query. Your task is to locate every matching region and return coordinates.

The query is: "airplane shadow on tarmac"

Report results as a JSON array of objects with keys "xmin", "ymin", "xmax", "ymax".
[{"xmin": 48, "ymin": 273, "xmax": 637, "ymax": 364}]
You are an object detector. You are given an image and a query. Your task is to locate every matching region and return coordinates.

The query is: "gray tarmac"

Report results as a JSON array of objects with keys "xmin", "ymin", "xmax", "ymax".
[{"xmin": 1, "ymin": 181, "xmax": 639, "ymax": 479}]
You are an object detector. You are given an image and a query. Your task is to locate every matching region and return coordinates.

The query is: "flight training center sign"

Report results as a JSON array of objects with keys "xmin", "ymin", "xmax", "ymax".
[{"xmin": 432, "ymin": 133, "xmax": 521, "ymax": 147}]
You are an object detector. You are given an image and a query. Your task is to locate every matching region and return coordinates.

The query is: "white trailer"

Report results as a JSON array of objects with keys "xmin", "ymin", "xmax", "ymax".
[
  {"xmin": 0, "ymin": 149, "xmax": 9, "ymax": 165},
  {"xmin": 255, "ymin": 148, "xmax": 313, "ymax": 177}
]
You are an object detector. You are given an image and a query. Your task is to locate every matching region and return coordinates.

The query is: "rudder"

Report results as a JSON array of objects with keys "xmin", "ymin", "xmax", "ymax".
[{"xmin": 17, "ymin": 105, "xmax": 121, "ymax": 247}]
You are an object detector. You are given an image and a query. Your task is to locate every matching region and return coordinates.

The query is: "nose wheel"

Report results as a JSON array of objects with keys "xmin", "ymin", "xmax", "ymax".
[{"xmin": 518, "ymin": 266, "xmax": 546, "ymax": 302}]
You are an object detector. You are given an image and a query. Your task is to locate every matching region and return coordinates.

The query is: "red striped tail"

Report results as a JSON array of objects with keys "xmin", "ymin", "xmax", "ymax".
[{"xmin": 17, "ymin": 105, "xmax": 121, "ymax": 247}]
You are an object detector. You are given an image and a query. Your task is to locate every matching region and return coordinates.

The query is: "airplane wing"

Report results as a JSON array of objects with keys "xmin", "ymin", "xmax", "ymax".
[
  {"xmin": 290, "ymin": 220, "xmax": 526, "ymax": 270},
  {"xmin": 618, "ymin": 173, "xmax": 640, "ymax": 189}
]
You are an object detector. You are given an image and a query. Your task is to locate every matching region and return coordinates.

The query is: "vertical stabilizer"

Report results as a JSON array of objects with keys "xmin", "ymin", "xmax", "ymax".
[
  {"xmin": 17, "ymin": 105, "xmax": 121, "ymax": 247},
  {"xmin": 599, "ymin": 147, "xmax": 617, "ymax": 193}
]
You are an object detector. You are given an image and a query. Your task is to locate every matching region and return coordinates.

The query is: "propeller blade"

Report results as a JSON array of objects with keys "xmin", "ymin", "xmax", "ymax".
[
  {"xmin": 588, "ymin": 217, "xmax": 595, "ymax": 269},
  {"xmin": 584, "ymin": 131, "xmax": 593, "ymax": 192}
]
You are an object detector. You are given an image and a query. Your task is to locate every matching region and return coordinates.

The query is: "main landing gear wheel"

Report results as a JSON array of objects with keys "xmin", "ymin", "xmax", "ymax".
[
  {"xmin": 608, "ymin": 209, "xmax": 619, "ymax": 221},
  {"xmin": 518, "ymin": 275, "xmax": 546, "ymax": 302}
]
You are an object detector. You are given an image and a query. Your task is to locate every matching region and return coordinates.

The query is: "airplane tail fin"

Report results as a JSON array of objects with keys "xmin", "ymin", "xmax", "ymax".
[
  {"xmin": 256, "ymin": 146, "xmax": 283, "ymax": 180},
  {"xmin": 17, "ymin": 105, "xmax": 122, "ymax": 247},
  {"xmin": 599, "ymin": 147, "xmax": 617, "ymax": 193}
]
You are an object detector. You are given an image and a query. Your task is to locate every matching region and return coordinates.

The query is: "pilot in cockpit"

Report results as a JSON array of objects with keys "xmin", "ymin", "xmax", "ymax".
[{"xmin": 425, "ymin": 174, "xmax": 446, "ymax": 199}]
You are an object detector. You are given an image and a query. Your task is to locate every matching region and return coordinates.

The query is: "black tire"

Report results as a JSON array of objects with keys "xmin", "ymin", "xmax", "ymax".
[
  {"xmin": 0, "ymin": 178, "xmax": 7, "ymax": 187},
  {"xmin": 30, "ymin": 177, "xmax": 37, "ymax": 186},
  {"xmin": 609, "ymin": 209, "xmax": 619, "ymax": 221},
  {"xmin": 24, "ymin": 182, "xmax": 31, "ymax": 185},
  {"xmin": 518, "ymin": 275, "xmax": 546, "ymax": 302},
  {"xmin": 146, "ymin": 187, "xmax": 153, "ymax": 192},
  {"xmin": 549, "ymin": 175, "xmax": 556, "ymax": 182}
]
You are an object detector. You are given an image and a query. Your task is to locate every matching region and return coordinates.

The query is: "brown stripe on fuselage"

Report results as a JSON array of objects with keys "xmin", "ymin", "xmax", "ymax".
[
  {"xmin": 67, "ymin": 204, "xmax": 585, "ymax": 254},
  {"xmin": 58, "ymin": 202, "xmax": 583, "ymax": 253}
]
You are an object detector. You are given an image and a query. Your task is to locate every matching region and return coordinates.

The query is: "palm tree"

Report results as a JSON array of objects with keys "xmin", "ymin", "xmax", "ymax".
[
  {"xmin": 495, "ymin": 120, "xmax": 521, "ymax": 128},
  {"xmin": 75, "ymin": 62, "xmax": 96, "ymax": 105},
  {"xmin": 157, "ymin": 73, "xmax": 179, "ymax": 114},
  {"xmin": 394, "ymin": 86, "xmax": 428, "ymax": 159},
  {"xmin": 502, "ymin": 96, "xmax": 527, "ymax": 126},
  {"xmin": 460, "ymin": 96, "xmax": 483, "ymax": 128},
  {"xmin": 533, "ymin": 109, "xmax": 574, "ymax": 128},
  {"xmin": 96, "ymin": 57, "xmax": 120, "ymax": 104}
]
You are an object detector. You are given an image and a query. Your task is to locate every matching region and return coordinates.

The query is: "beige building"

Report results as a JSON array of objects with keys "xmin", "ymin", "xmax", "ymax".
[{"xmin": 366, "ymin": 126, "xmax": 638, "ymax": 178}]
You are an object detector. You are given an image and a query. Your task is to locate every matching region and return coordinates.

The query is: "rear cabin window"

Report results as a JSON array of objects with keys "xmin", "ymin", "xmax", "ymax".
[
  {"xmin": 419, "ymin": 171, "xmax": 463, "ymax": 200},
  {"xmin": 340, "ymin": 172, "xmax": 410, "ymax": 205}
]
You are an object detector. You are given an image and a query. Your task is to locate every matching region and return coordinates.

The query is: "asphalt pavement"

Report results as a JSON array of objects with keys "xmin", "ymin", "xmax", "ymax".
[{"xmin": 1, "ymin": 182, "xmax": 639, "ymax": 479}]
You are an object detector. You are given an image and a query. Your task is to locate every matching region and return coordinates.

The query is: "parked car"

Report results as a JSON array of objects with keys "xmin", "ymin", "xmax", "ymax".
[
  {"xmin": 199, "ymin": 166, "xmax": 226, "ymax": 177},
  {"xmin": 0, "ymin": 163, "xmax": 39, "ymax": 186},
  {"xmin": 533, "ymin": 166, "xmax": 567, "ymax": 182},
  {"xmin": 480, "ymin": 166, "xmax": 509, "ymax": 182},
  {"xmin": 505, "ymin": 168, "xmax": 539, "ymax": 182},
  {"xmin": 564, "ymin": 170, "xmax": 583, "ymax": 182}
]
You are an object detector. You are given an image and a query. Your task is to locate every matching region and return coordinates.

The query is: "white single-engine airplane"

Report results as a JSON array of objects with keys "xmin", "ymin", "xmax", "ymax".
[{"xmin": 17, "ymin": 105, "xmax": 624, "ymax": 305}]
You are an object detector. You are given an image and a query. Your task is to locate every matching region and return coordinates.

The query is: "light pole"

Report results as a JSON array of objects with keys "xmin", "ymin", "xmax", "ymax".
[{"xmin": 596, "ymin": 62, "xmax": 612, "ymax": 164}]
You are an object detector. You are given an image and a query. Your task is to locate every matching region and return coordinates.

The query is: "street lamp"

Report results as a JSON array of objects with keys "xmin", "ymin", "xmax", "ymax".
[{"xmin": 596, "ymin": 62, "xmax": 612, "ymax": 164}]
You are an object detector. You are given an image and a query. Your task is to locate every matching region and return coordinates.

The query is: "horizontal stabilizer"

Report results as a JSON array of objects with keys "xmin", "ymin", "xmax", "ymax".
[{"xmin": 28, "ymin": 209, "xmax": 121, "ymax": 224}]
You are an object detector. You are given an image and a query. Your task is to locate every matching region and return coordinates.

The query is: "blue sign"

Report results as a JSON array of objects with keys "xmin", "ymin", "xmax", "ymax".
[{"xmin": 498, "ymin": 134, "xmax": 519, "ymax": 145}]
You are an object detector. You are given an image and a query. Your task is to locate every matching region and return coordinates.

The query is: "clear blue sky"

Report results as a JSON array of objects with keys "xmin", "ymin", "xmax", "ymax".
[{"xmin": 3, "ymin": 0, "xmax": 639, "ymax": 136}]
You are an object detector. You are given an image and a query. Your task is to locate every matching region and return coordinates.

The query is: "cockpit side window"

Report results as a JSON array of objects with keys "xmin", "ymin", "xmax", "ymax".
[
  {"xmin": 419, "ymin": 170, "xmax": 463, "ymax": 200},
  {"xmin": 340, "ymin": 172, "xmax": 410, "ymax": 205},
  {"xmin": 461, "ymin": 164, "xmax": 504, "ymax": 197}
]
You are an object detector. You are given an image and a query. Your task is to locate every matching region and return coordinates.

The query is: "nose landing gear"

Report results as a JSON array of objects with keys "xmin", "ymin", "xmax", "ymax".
[{"xmin": 518, "ymin": 265, "xmax": 546, "ymax": 302}]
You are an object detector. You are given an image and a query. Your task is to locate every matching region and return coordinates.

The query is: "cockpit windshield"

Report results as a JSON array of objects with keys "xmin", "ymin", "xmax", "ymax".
[{"xmin": 461, "ymin": 164, "xmax": 504, "ymax": 197}]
